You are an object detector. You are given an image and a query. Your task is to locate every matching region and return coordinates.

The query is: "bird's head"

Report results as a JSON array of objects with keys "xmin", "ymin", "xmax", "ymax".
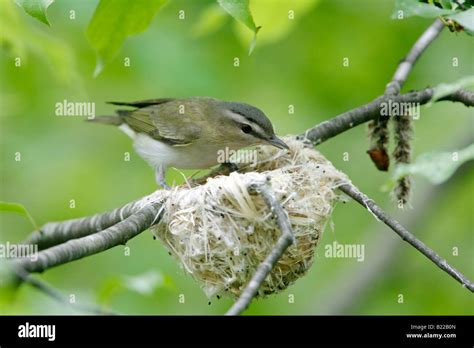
[{"xmin": 215, "ymin": 101, "xmax": 289, "ymax": 150}]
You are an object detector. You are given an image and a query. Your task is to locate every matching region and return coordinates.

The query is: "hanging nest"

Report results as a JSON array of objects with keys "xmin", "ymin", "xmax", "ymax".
[{"xmin": 146, "ymin": 136, "xmax": 349, "ymax": 299}]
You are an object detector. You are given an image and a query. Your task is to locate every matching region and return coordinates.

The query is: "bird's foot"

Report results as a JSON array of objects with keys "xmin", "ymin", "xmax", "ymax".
[
  {"xmin": 160, "ymin": 182, "xmax": 172, "ymax": 190},
  {"xmin": 155, "ymin": 165, "xmax": 171, "ymax": 190}
]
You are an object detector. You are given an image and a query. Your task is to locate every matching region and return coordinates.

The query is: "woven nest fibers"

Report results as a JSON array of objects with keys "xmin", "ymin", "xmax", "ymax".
[{"xmin": 149, "ymin": 136, "xmax": 349, "ymax": 299}]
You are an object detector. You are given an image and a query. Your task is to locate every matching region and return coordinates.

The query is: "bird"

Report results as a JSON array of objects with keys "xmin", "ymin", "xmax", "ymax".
[{"xmin": 89, "ymin": 97, "xmax": 289, "ymax": 189}]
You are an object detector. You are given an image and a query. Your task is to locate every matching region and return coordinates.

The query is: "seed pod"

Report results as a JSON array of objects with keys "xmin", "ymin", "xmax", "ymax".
[
  {"xmin": 392, "ymin": 115, "xmax": 413, "ymax": 206},
  {"xmin": 367, "ymin": 117, "xmax": 390, "ymax": 171}
]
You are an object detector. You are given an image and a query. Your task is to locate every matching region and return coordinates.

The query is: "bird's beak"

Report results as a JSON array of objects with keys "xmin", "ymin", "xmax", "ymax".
[{"xmin": 266, "ymin": 135, "xmax": 289, "ymax": 150}]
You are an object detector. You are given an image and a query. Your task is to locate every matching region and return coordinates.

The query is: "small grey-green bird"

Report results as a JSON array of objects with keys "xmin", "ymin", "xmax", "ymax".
[{"xmin": 90, "ymin": 97, "xmax": 289, "ymax": 189}]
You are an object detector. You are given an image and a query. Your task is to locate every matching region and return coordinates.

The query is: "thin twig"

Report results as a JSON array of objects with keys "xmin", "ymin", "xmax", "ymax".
[
  {"xmin": 339, "ymin": 183, "xmax": 474, "ymax": 292},
  {"xmin": 12, "ymin": 201, "xmax": 164, "ymax": 273},
  {"xmin": 385, "ymin": 19, "xmax": 444, "ymax": 95},
  {"xmin": 453, "ymin": 0, "xmax": 467, "ymax": 10},
  {"xmin": 226, "ymin": 183, "xmax": 295, "ymax": 316},
  {"xmin": 318, "ymin": 135, "xmax": 473, "ymax": 313},
  {"xmin": 13, "ymin": 266, "xmax": 118, "ymax": 315},
  {"xmin": 316, "ymin": 179, "xmax": 440, "ymax": 314}
]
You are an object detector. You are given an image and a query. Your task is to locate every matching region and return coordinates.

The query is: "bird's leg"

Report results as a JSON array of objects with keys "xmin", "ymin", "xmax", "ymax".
[{"xmin": 155, "ymin": 164, "xmax": 171, "ymax": 190}]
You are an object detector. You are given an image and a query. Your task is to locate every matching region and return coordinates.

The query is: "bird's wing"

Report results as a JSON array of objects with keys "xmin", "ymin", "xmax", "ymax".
[
  {"xmin": 121, "ymin": 106, "xmax": 201, "ymax": 146},
  {"xmin": 107, "ymin": 98, "xmax": 175, "ymax": 108}
]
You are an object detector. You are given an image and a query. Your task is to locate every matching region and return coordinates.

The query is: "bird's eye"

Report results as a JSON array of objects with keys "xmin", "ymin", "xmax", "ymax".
[{"xmin": 241, "ymin": 124, "xmax": 252, "ymax": 134}]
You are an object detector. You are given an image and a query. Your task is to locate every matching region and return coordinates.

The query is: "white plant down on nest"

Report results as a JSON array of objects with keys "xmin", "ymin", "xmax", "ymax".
[{"xmin": 144, "ymin": 137, "xmax": 350, "ymax": 299}]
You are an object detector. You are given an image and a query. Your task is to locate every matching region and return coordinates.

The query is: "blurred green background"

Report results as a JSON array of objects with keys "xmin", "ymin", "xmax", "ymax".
[{"xmin": 1, "ymin": 0, "xmax": 473, "ymax": 315}]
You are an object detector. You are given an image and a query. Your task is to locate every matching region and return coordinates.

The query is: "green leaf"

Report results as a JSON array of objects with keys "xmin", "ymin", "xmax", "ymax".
[
  {"xmin": 392, "ymin": 0, "xmax": 456, "ymax": 19},
  {"xmin": 217, "ymin": 0, "xmax": 260, "ymax": 54},
  {"xmin": 438, "ymin": 0, "xmax": 454, "ymax": 9},
  {"xmin": 383, "ymin": 144, "xmax": 474, "ymax": 190},
  {"xmin": 448, "ymin": 8, "xmax": 474, "ymax": 35},
  {"xmin": 217, "ymin": 0, "xmax": 257, "ymax": 32},
  {"xmin": 14, "ymin": 0, "xmax": 54, "ymax": 26},
  {"xmin": 0, "ymin": 201, "xmax": 39, "ymax": 231},
  {"xmin": 232, "ymin": 0, "xmax": 319, "ymax": 52},
  {"xmin": 1, "ymin": 1, "xmax": 80, "ymax": 87},
  {"xmin": 427, "ymin": 75, "xmax": 474, "ymax": 106},
  {"xmin": 97, "ymin": 270, "xmax": 174, "ymax": 306},
  {"xmin": 86, "ymin": 0, "xmax": 168, "ymax": 77}
]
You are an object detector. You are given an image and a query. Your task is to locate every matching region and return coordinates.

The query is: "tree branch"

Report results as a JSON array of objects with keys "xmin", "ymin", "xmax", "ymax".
[
  {"xmin": 300, "ymin": 88, "xmax": 474, "ymax": 146},
  {"xmin": 13, "ymin": 266, "xmax": 117, "ymax": 315},
  {"xmin": 12, "ymin": 201, "xmax": 164, "ymax": 273},
  {"xmin": 226, "ymin": 183, "xmax": 295, "ymax": 316},
  {"xmin": 22, "ymin": 194, "xmax": 156, "ymax": 251},
  {"xmin": 317, "ymin": 142, "xmax": 473, "ymax": 314},
  {"xmin": 385, "ymin": 19, "xmax": 444, "ymax": 95},
  {"xmin": 339, "ymin": 183, "xmax": 474, "ymax": 292}
]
